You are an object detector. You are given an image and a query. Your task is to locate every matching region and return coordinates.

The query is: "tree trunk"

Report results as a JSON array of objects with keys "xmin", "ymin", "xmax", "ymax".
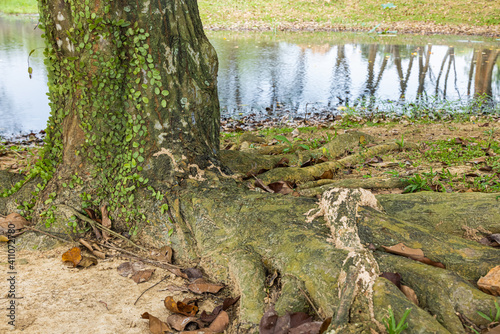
[
  {"xmin": 35, "ymin": 0, "xmax": 221, "ymax": 226},
  {"xmin": 1, "ymin": 1, "xmax": 498, "ymax": 333}
]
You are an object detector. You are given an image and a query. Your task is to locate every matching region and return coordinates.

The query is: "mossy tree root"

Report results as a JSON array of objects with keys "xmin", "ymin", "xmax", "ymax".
[{"xmin": 174, "ymin": 186, "xmax": 499, "ymax": 333}]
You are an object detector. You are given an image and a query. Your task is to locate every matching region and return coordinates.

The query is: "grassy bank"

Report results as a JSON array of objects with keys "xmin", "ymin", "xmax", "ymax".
[
  {"xmin": 0, "ymin": 0, "xmax": 36, "ymax": 14},
  {"xmin": 1, "ymin": 0, "xmax": 499, "ymax": 35}
]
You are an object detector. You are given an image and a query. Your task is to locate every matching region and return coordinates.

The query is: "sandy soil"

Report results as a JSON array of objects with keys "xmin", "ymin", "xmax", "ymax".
[{"xmin": 0, "ymin": 245, "xmax": 204, "ymax": 334}]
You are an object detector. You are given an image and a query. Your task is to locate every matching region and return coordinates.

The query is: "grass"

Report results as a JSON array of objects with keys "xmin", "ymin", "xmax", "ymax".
[
  {"xmin": 198, "ymin": 0, "xmax": 500, "ymax": 29},
  {"xmin": 2, "ymin": 0, "xmax": 499, "ymax": 30},
  {"xmin": 0, "ymin": 0, "xmax": 37, "ymax": 14}
]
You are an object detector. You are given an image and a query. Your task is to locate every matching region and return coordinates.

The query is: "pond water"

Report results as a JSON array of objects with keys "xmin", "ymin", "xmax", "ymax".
[{"xmin": 1, "ymin": 15, "xmax": 499, "ymax": 137}]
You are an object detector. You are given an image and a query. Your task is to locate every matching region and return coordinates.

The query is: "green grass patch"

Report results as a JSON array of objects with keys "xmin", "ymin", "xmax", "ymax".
[
  {"xmin": 198, "ymin": 0, "xmax": 499, "ymax": 28},
  {"xmin": 0, "ymin": 0, "xmax": 37, "ymax": 14}
]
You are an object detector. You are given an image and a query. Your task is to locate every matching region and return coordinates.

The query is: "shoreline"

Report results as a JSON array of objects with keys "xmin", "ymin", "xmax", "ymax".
[
  {"xmin": 1, "ymin": 12, "xmax": 499, "ymax": 37},
  {"xmin": 204, "ymin": 21, "xmax": 500, "ymax": 38}
]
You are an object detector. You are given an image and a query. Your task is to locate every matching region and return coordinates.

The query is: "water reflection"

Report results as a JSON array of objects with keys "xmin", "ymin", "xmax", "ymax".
[
  {"xmin": 211, "ymin": 32, "xmax": 499, "ymax": 119},
  {"xmin": 0, "ymin": 15, "xmax": 49, "ymax": 136},
  {"xmin": 0, "ymin": 17, "xmax": 498, "ymax": 136}
]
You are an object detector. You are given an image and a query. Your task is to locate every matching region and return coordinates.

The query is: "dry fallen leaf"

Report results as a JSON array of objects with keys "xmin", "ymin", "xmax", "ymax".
[
  {"xmin": 131, "ymin": 269, "xmax": 155, "ymax": 283},
  {"xmin": 187, "ymin": 278, "xmax": 224, "ymax": 294},
  {"xmin": 207, "ymin": 310, "xmax": 229, "ymax": 333},
  {"xmin": 166, "ymin": 314, "xmax": 202, "ymax": 331},
  {"xmin": 382, "ymin": 243, "xmax": 424, "ymax": 258},
  {"xmin": 255, "ymin": 178, "xmax": 274, "ymax": 193},
  {"xmin": 164, "ymin": 296, "xmax": 199, "ymax": 317},
  {"xmin": 477, "ymin": 265, "xmax": 500, "ymax": 296},
  {"xmin": 382, "ymin": 243, "xmax": 445, "ymax": 268},
  {"xmin": 259, "ymin": 307, "xmax": 278, "ymax": 334},
  {"xmin": 62, "ymin": 247, "xmax": 83, "ymax": 267},
  {"xmin": 117, "ymin": 261, "xmax": 146, "ymax": 277},
  {"xmin": 78, "ymin": 256, "xmax": 98, "ymax": 268},
  {"xmin": 400, "ymin": 285, "xmax": 419, "ymax": 306},
  {"xmin": 183, "ymin": 268, "xmax": 203, "ymax": 281},
  {"xmin": 141, "ymin": 312, "xmax": 172, "ymax": 334},
  {"xmin": 150, "ymin": 246, "xmax": 174, "ymax": 263},
  {"xmin": 0, "ymin": 213, "xmax": 30, "ymax": 234},
  {"xmin": 268, "ymin": 181, "xmax": 294, "ymax": 195}
]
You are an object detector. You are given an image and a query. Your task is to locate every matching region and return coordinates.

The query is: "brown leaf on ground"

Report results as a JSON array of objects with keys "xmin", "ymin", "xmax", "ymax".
[
  {"xmin": 255, "ymin": 178, "xmax": 274, "ymax": 193},
  {"xmin": 380, "ymin": 272, "xmax": 402, "ymax": 289},
  {"xmin": 207, "ymin": 311, "xmax": 229, "ymax": 333},
  {"xmin": 78, "ymin": 256, "xmax": 98, "ymax": 268},
  {"xmin": 319, "ymin": 170, "xmax": 334, "ymax": 179},
  {"xmin": 0, "ymin": 213, "xmax": 31, "ymax": 233},
  {"xmin": 477, "ymin": 265, "xmax": 500, "ymax": 296},
  {"xmin": 479, "ymin": 165, "xmax": 493, "ymax": 172},
  {"xmin": 150, "ymin": 246, "xmax": 174, "ymax": 263},
  {"xmin": 365, "ymin": 156, "xmax": 383, "ymax": 164},
  {"xmin": 169, "ymin": 268, "xmax": 189, "ymax": 279},
  {"xmin": 200, "ymin": 296, "xmax": 240, "ymax": 324},
  {"xmin": 382, "ymin": 243, "xmax": 445, "ymax": 268},
  {"xmin": 268, "ymin": 181, "xmax": 294, "ymax": 195},
  {"xmin": 487, "ymin": 325, "xmax": 500, "ymax": 333},
  {"xmin": 183, "ymin": 268, "xmax": 204, "ymax": 281},
  {"xmin": 319, "ymin": 318, "xmax": 331, "ymax": 334},
  {"xmin": 382, "ymin": 243, "xmax": 424, "ymax": 258},
  {"xmin": 260, "ymin": 307, "xmax": 278, "ymax": 334},
  {"xmin": 84, "ymin": 208, "xmax": 96, "ymax": 220},
  {"xmin": 200, "ymin": 307, "xmax": 222, "ymax": 323},
  {"xmin": 117, "ymin": 261, "xmax": 146, "ymax": 277},
  {"xmin": 469, "ymin": 156, "xmax": 487, "ymax": 164},
  {"xmin": 400, "ymin": 285, "xmax": 419, "ymax": 306},
  {"xmin": 141, "ymin": 312, "xmax": 172, "ymax": 334},
  {"xmin": 290, "ymin": 312, "xmax": 313, "ymax": 328},
  {"xmin": 289, "ymin": 321, "xmax": 323, "ymax": 334},
  {"xmin": 188, "ymin": 278, "xmax": 225, "ymax": 294},
  {"xmin": 164, "ymin": 296, "xmax": 199, "ymax": 316},
  {"xmin": 301, "ymin": 158, "xmax": 315, "ymax": 168},
  {"xmin": 166, "ymin": 314, "xmax": 202, "ymax": 331},
  {"xmin": 0, "ymin": 235, "xmax": 9, "ymax": 242},
  {"xmin": 222, "ymin": 296, "xmax": 240, "ymax": 310},
  {"xmin": 131, "ymin": 269, "xmax": 155, "ymax": 283},
  {"xmin": 487, "ymin": 234, "xmax": 500, "ymax": 245},
  {"xmin": 100, "ymin": 205, "xmax": 112, "ymax": 240},
  {"xmin": 274, "ymin": 157, "xmax": 290, "ymax": 168},
  {"xmin": 62, "ymin": 247, "xmax": 83, "ymax": 267}
]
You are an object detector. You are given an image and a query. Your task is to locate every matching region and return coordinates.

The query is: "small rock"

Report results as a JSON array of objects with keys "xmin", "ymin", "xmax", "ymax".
[
  {"xmin": 477, "ymin": 265, "xmax": 500, "ymax": 296},
  {"xmin": 291, "ymin": 128, "xmax": 300, "ymax": 138}
]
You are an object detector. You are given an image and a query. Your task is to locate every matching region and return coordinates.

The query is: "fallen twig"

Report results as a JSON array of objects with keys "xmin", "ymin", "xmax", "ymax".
[
  {"xmin": 134, "ymin": 275, "xmax": 169, "ymax": 306},
  {"xmin": 59, "ymin": 204, "xmax": 148, "ymax": 252},
  {"xmin": 299, "ymin": 287, "xmax": 323, "ymax": 321},
  {"xmin": 24, "ymin": 226, "xmax": 74, "ymax": 243},
  {"xmin": 99, "ymin": 243, "xmax": 182, "ymax": 270}
]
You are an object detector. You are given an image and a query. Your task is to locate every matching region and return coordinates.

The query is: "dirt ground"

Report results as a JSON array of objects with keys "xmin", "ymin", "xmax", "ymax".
[{"xmin": 0, "ymin": 245, "xmax": 219, "ymax": 334}]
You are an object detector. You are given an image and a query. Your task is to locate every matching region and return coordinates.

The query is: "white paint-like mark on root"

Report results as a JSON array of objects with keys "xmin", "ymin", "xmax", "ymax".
[
  {"xmin": 152, "ymin": 148, "xmax": 182, "ymax": 172},
  {"xmin": 306, "ymin": 187, "xmax": 384, "ymax": 332}
]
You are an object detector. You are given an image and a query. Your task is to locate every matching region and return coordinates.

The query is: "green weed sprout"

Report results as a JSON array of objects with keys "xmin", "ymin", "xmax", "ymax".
[{"xmin": 383, "ymin": 307, "xmax": 411, "ymax": 334}]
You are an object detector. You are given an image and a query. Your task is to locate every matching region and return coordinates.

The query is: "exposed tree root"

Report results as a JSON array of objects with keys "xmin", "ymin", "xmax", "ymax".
[
  {"xmin": 2, "ymin": 172, "xmax": 499, "ymax": 333},
  {"xmin": 221, "ymin": 131, "xmax": 418, "ymax": 187}
]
